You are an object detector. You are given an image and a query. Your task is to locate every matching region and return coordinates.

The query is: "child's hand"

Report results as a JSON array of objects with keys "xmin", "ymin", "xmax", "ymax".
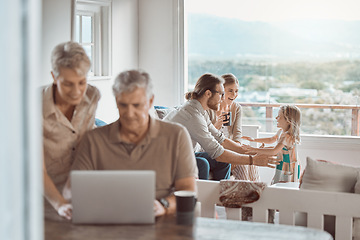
[{"xmin": 241, "ymin": 136, "xmax": 254, "ymax": 142}]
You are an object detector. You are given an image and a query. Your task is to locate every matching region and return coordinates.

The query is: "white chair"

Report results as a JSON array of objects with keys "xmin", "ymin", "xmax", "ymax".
[{"xmin": 196, "ymin": 179, "xmax": 360, "ymax": 240}]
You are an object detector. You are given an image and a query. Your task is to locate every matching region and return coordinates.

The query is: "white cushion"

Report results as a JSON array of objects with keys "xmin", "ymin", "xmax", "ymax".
[
  {"xmin": 298, "ymin": 157, "xmax": 359, "ymax": 238},
  {"xmin": 300, "ymin": 157, "xmax": 359, "ymax": 193}
]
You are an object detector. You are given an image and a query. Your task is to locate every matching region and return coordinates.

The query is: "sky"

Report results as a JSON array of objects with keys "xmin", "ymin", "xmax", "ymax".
[{"xmin": 186, "ymin": 0, "xmax": 360, "ymax": 22}]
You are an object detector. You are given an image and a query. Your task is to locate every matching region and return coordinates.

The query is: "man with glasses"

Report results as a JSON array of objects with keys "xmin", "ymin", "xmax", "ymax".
[{"xmin": 165, "ymin": 73, "xmax": 278, "ymax": 180}]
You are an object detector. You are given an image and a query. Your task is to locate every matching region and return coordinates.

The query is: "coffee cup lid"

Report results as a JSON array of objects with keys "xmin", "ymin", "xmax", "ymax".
[{"xmin": 174, "ymin": 191, "xmax": 196, "ymax": 197}]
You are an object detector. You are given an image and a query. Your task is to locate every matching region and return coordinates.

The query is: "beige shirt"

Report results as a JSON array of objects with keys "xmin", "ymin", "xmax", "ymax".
[
  {"xmin": 71, "ymin": 117, "xmax": 198, "ymax": 199},
  {"xmin": 42, "ymin": 84, "xmax": 100, "ymax": 190}
]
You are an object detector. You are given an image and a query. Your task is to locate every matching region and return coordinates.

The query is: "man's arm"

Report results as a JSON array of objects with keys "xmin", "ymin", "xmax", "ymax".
[
  {"xmin": 221, "ymin": 138, "xmax": 247, "ymax": 154},
  {"xmin": 154, "ymin": 176, "xmax": 196, "ymax": 216},
  {"xmin": 245, "ymin": 142, "xmax": 285, "ymax": 156},
  {"xmin": 216, "ymin": 148, "xmax": 279, "ymax": 167},
  {"xmin": 154, "ymin": 125, "xmax": 197, "ymax": 217}
]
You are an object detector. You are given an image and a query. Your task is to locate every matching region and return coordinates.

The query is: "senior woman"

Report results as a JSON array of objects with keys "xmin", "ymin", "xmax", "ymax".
[
  {"xmin": 42, "ymin": 41, "xmax": 100, "ymax": 219},
  {"xmin": 206, "ymin": 73, "xmax": 259, "ymax": 181}
]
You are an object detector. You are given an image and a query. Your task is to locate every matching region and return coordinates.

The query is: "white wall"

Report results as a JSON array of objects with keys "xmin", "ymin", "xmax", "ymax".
[
  {"xmin": 138, "ymin": 0, "xmax": 184, "ymax": 108},
  {"xmin": 41, "ymin": 0, "xmax": 73, "ymax": 86},
  {"xmin": 92, "ymin": 0, "xmax": 184, "ymax": 122},
  {"xmin": 297, "ymin": 135, "xmax": 360, "ymax": 167},
  {"xmin": 112, "ymin": 0, "xmax": 139, "ymax": 73},
  {"xmin": 90, "ymin": 0, "xmax": 140, "ymax": 123}
]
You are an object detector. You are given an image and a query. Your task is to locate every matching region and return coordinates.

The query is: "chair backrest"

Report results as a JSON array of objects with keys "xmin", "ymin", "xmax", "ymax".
[
  {"xmin": 196, "ymin": 180, "xmax": 220, "ymax": 218},
  {"xmin": 196, "ymin": 179, "xmax": 360, "ymax": 240}
]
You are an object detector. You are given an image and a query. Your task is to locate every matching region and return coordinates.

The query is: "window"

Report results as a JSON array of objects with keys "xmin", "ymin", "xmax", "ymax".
[
  {"xmin": 75, "ymin": 0, "xmax": 112, "ymax": 79},
  {"xmin": 186, "ymin": 0, "xmax": 360, "ymax": 136}
]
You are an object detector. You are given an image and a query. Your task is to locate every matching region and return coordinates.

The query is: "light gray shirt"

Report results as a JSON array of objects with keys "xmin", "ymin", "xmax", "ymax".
[{"xmin": 164, "ymin": 99, "xmax": 225, "ymax": 159}]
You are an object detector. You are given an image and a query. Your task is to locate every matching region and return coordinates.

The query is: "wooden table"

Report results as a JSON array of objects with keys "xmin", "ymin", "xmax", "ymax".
[
  {"xmin": 45, "ymin": 208, "xmax": 194, "ymax": 240},
  {"xmin": 45, "ymin": 208, "xmax": 332, "ymax": 240}
]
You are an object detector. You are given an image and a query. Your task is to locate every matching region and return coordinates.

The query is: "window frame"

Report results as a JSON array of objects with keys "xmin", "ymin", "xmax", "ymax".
[
  {"xmin": 76, "ymin": 11, "xmax": 95, "ymax": 76},
  {"xmin": 75, "ymin": 0, "xmax": 112, "ymax": 80}
]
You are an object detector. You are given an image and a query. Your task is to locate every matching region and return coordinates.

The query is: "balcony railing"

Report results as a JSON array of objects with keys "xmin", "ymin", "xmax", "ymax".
[{"xmin": 238, "ymin": 102, "xmax": 360, "ymax": 136}]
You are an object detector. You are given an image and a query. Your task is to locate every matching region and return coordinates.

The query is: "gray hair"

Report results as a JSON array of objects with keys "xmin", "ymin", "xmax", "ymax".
[
  {"xmin": 112, "ymin": 70, "xmax": 154, "ymax": 99},
  {"xmin": 51, "ymin": 41, "xmax": 91, "ymax": 78}
]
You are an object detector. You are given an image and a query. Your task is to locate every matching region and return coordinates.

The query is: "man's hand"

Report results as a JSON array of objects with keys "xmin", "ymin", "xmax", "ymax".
[
  {"xmin": 243, "ymin": 145, "xmax": 258, "ymax": 155},
  {"xmin": 57, "ymin": 203, "xmax": 73, "ymax": 220},
  {"xmin": 252, "ymin": 154, "xmax": 280, "ymax": 168},
  {"xmin": 241, "ymin": 136, "xmax": 254, "ymax": 142},
  {"xmin": 154, "ymin": 200, "xmax": 166, "ymax": 217}
]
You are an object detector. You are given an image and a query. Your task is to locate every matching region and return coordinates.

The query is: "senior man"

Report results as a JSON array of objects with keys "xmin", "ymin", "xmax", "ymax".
[
  {"xmin": 64, "ymin": 70, "xmax": 197, "ymax": 218},
  {"xmin": 165, "ymin": 73, "xmax": 278, "ymax": 180}
]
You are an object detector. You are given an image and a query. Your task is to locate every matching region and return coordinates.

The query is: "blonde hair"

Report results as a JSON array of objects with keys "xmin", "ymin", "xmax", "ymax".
[
  {"xmin": 280, "ymin": 105, "xmax": 301, "ymax": 144},
  {"xmin": 221, "ymin": 73, "xmax": 239, "ymax": 87}
]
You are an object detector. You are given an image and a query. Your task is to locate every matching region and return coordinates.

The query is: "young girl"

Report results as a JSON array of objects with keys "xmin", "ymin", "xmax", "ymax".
[{"xmin": 242, "ymin": 105, "xmax": 301, "ymax": 184}]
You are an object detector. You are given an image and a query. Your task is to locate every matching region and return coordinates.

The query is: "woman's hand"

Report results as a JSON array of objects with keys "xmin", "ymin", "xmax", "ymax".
[
  {"xmin": 57, "ymin": 202, "xmax": 73, "ymax": 220},
  {"xmin": 213, "ymin": 113, "xmax": 227, "ymax": 129}
]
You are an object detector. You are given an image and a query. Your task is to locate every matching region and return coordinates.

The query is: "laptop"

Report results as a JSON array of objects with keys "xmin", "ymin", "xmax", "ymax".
[{"xmin": 71, "ymin": 170, "xmax": 155, "ymax": 224}]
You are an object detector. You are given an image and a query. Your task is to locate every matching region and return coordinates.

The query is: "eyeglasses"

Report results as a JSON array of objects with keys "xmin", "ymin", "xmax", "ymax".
[{"xmin": 211, "ymin": 90, "xmax": 225, "ymax": 98}]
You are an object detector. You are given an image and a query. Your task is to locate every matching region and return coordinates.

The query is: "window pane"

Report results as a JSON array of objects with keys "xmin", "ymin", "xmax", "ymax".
[
  {"xmin": 187, "ymin": 0, "xmax": 360, "ymax": 136},
  {"xmin": 83, "ymin": 45, "xmax": 92, "ymax": 60},
  {"xmin": 81, "ymin": 15, "xmax": 92, "ymax": 43},
  {"xmin": 83, "ymin": 45, "xmax": 93, "ymax": 73},
  {"xmin": 75, "ymin": 15, "xmax": 80, "ymax": 42}
]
